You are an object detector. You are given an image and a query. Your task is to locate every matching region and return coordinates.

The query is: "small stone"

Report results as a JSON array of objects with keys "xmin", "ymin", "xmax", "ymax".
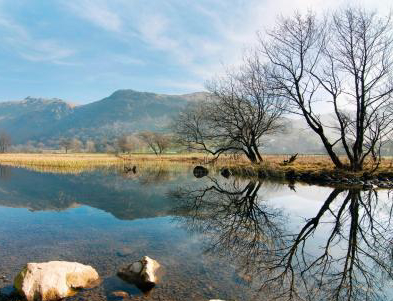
[
  {"xmin": 111, "ymin": 291, "xmax": 130, "ymax": 299},
  {"xmin": 130, "ymin": 262, "xmax": 143, "ymax": 273},
  {"xmin": 118, "ymin": 256, "xmax": 160, "ymax": 293}
]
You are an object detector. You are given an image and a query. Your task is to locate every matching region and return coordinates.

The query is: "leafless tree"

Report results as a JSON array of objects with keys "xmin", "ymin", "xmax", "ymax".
[
  {"xmin": 70, "ymin": 138, "xmax": 83, "ymax": 152},
  {"xmin": 59, "ymin": 138, "xmax": 71, "ymax": 153},
  {"xmin": 85, "ymin": 140, "xmax": 96, "ymax": 153},
  {"xmin": 174, "ymin": 60, "xmax": 286, "ymax": 163},
  {"xmin": 0, "ymin": 131, "xmax": 11, "ymax": 153},
  {"xmin": 117, "ymin": 134, "xmax": 132, "ymax": 153},
  {"xmin": 138, "ymin": 131, "xmax": 171, "ymax": 155},
  {"xmin": 260, "ymin": 8, "xmax": 393, "ymax": 171}
]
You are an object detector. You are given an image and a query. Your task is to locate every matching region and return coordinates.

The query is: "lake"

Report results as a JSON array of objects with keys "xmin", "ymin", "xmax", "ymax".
[{"xmin": 0, "ymin": 164, "xmax": 392, "ymax": 301}]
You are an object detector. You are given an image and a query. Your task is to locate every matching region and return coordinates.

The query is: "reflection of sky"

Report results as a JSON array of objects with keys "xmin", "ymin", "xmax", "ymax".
[{"xmin": 1, "ymin": 167, "xmax": 393, "ymax": 299}]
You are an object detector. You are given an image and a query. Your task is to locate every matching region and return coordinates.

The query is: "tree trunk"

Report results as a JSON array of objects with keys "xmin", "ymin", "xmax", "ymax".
[
  {"xmin": 350, "ymin": 159, "xmax": 363, "ymax": 172},
  {"xmin": 253, "ymin": 143, "xmax": 263, "ymax": 163},
  {"xmin": 245, "ymin": 147, "xmax": 258, "ymax": 163},
  {"xmin": 316, "ymin": 130, "xmax": 344, "ymax": 169}
]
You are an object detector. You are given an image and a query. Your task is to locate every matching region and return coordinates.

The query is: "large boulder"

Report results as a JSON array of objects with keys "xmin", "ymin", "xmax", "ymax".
[
  {"xmin": 117, "ymin": 256, "xmax": 160, "ymax": 293},
  {"xmin": 14, "ymin": 261, "xmax": 100, "ymax": 301}
]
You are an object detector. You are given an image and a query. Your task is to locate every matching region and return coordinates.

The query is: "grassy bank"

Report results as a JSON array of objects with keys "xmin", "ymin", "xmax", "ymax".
[{"xmin": 0, "ymin": 153, "xmax": 392, "ymax": 178}]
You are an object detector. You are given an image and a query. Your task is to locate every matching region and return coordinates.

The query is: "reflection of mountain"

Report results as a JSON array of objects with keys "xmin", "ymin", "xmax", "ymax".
[
  {"xmin": 172, "ymin": 178, "xmax": 393, "ymax": 301},
  {"xmin": 0, "ymin": 166, "xmax": 189, "ymax": 220}
]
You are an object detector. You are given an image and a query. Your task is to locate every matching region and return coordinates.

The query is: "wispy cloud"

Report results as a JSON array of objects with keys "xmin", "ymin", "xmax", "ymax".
[
  {"xmin": 156, "ymin": 79, "xmax": 205, "ymax": 92},
  {"xmin": 63, "ymin": 0, "xmax": 122, "ymax": 32},
  {"xmin": 0, "ymin": 13, "xmax": 75, "ymax": 64}
]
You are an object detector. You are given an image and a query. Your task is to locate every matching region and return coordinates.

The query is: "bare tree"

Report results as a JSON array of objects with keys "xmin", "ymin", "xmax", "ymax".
[
  {"xmin": 138, "ymin": 131, "xmax": 171, "ymax": 155},
  {"xmin": 0, "ymin": 131, "xmax": 11, "ymax": 153},
  {"xmin": 260, "ymin": 8, "xmax": 393, "ymax": 171},
  {"xmin": 85, "ymin": 140, "xmax": 96, "ymax": 153},
  {"xmin": 71, "ymin": 138, "xmax": 83, "ymax": 152},
  {"xmin": 174, "ymin": 60, "xmax": 286, "ymax": 163},
  {"xmin": 59, "ymin": 138, "xmax": 72, "ymax": 153},
  {"xmin": 117, "ymin": 134, "xmax": 133, "ymax": 153}
]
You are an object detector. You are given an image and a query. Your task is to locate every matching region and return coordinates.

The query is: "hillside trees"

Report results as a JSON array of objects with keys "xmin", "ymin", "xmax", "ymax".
[
  {"xmin": 85, "ymin": 140, "xmax": 96, "ymax": 153},
  {"xmin": 173, "ymin": 57, "xmax": 286, "ymax": 163},
  {"xmin": 59, "ymin": 138, "xmax": 72, "ymax": 153},
  {"xmin": 117, "ymin": 134, "xmax": 133, "ymax": 153},
  {"xmin": 59, "ymin": 138, "xmax": 83, "ymax": 153},
  {"xmin": 260, "ymin": 8, "xmax": 393, "ymax": 171},
  {"xmin": 0, "ymin": 131, "xmax": 11, "ymax": 153}
]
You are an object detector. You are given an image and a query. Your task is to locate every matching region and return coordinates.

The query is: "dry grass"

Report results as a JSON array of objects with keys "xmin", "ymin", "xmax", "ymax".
[
  {"xmin": 0, "ymin": 153, "xmax": 199, "ymax": 174},
  {"xmin": 0, "ymin": 153, "xmax": 392, "ymax": 176}
]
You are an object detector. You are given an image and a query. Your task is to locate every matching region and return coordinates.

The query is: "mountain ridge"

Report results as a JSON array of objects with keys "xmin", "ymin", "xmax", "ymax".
[{"xmin": 0, "ymin": 89, "xmax": 208, "ymax": 146}]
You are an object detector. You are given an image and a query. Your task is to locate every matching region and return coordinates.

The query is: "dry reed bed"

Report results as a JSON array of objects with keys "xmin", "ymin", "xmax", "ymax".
[
  {"xmin": 0, "ymin": 153, "xmax": 392, "ymax": 176},
  {"xmin": 0, "ymin": 153, "xmax": 197, "ymax": 174}
]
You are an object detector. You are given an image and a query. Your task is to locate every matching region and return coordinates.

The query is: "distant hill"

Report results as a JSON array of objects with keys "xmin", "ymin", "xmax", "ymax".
[{"xmin": 0, "ymin": 90, "xmax": 208, "ymax": 146}]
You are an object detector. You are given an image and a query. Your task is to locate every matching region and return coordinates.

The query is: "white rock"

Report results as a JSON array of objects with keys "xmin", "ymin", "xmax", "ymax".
[
  {"xmin": 14, "ymin": 261, "xmax": 100, "ymax": 301},
  {"xmin": 118, "ymin": 256, "xmax": 160, "ymax": 291}
]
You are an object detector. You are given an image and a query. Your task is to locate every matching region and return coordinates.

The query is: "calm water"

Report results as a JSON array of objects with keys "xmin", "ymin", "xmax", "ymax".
[{"xmin": 0, "ymin": 165, "xmax": 392, "ymax": 301}]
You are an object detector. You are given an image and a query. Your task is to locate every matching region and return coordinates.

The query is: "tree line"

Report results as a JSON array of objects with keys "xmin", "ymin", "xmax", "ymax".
[{"xmin": 57, "ymin": 132, "xmax": 173, "ymax": 155}]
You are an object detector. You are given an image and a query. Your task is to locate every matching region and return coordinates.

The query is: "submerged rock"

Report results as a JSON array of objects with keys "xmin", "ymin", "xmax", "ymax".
[
  {"xmin": 117, "ymin": 256, "xmax": 160, "ymax": 293},
  {"xmin": 110, "ymin": 290, "xmax": 130, "ymax": 299},
  {"xmin": 220, "ymin": 168, "xmax": 231, "ymax": 178},
  {"xmin": 193, "ymin": 166, "xmax": 209, "ymax": 178},
  {"xmin": 14, "ymin": 261, "xmax": 99, "ymax": 301}
]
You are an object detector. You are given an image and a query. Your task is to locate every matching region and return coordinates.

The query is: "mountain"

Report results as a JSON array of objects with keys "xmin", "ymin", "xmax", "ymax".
[
  {"xmin": 0, "ymin": 90, "xmax": 207, "ymax": 145},
  {"xmin": 0, "ymin": 97, "xmax": 74, "ymax": 143}
]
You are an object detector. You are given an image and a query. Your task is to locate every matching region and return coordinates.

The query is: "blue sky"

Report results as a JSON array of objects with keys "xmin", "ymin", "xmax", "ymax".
[{"xmin": 0, "ymin": 0, "xmax": 389, "ymax": 104}]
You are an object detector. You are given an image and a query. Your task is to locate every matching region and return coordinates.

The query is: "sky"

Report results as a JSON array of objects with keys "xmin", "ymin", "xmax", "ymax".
[{"xmin": 0, "ymin": 0, "xmax": 391, "ymax": 104}]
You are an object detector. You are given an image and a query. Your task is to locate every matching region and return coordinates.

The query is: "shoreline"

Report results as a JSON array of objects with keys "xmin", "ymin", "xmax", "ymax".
[{"xmin": 0, "ymin": 153, "xmax": 392, "ymax": 188}]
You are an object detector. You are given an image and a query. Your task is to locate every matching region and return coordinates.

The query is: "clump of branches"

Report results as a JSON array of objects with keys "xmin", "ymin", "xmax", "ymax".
[
  {"xmin": 260, "ymin": 7, "xmax": 393, "ymax": 171},
  {"xmin": 173, "ymin": 57, "xmax": 286, "ymax": 163}
]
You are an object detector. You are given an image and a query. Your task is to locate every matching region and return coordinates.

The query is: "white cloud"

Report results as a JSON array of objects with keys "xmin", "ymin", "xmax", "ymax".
[
  {"xmin": 62, "ymin": 0, "xmax": 393, "ymax": 86},
  {"xmin": 111, "ymin": 54, "xmax": 145, "ymax": 66},
  {"xmin": 63, "ymin": 0, "xmax": 122, "ymax": 32},
  {"xmin": 156, "ymin": 79, "xmax": 205, "ymax": 92},
  {"xmin": 0, "ymin": 15, "xmax": 75, "ymax": 63}
]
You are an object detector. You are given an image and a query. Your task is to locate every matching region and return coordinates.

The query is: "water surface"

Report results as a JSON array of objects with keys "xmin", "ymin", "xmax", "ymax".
[{"xmin": 0, "ymin": 165, "xmax": 392, "ymax": 301}]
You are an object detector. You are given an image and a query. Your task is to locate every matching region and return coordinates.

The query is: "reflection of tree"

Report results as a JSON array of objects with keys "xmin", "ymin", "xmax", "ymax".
[
  {"xmin": 171, "ymin": 178, "xmax": 393, "ymax": 301},
  {"xmin": 170, "ymin": 178, "xmax": 286, "ymax": 287},
  {"xmin": 270, "ymin": 189, "xmax": 393, "ymax": 301},
  {"xmin": 138, "ymin": 168, "xmax": 171, "ymax": 186},
  {"xmin": 0, "ymin": 165, "xmax": 11, "ymax": 180},
  {"xmin": 121, "ymin": 167, "xmax": 172, "ymax": 185}
]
